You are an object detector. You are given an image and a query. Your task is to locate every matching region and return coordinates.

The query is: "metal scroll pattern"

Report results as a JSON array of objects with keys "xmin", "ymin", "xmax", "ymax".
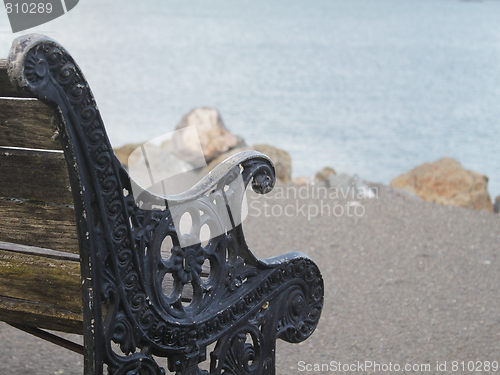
[{"xmin": 15, "ymin": 36, "xmax": 324, "ymax": 375}]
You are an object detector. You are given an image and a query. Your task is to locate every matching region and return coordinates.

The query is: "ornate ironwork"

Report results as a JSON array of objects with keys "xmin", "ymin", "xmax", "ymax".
[{"xmin": 7, "ymin": 34, "xmax": 324, "ymax": 375}]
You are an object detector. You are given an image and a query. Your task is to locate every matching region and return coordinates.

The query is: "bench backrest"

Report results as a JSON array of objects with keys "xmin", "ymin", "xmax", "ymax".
[{"xmin": 0, "ymin": 59, "xmax": 82, "ymax": 333}]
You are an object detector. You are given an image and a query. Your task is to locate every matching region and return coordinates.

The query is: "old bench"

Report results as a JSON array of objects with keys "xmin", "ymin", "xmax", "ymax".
[{"xmin": 0, "ymin": 34, "xmax": 324, "ymax": 375}]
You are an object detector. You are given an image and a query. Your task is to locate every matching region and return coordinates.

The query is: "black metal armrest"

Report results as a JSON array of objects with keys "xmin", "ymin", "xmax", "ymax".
[{"xmin": 127, "ymin": 149, "xmax": 275, "ymax": 207}]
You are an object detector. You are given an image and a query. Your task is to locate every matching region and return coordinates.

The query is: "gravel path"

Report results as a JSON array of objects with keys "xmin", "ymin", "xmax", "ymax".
[{"xmin": 1, "ymin": 184, "xmax": 499, "ymax": 374}]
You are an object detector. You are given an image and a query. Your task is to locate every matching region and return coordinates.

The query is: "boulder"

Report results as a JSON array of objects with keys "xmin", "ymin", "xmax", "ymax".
[
  {"xmin": 113, "ymin": 143, "xmax": 142, "ymax": 167},
  {"xmin": 173, "ymin": 107, "xmax": 242, "ymax": 165},
  {"xmin": 115, "ymin": 143, "xmax": 201, "ymax": 195},
  {"xmin": 391, "ymin": 158, "xmax": 493, "ymax": 212},
  {"xmin": 315, "ymin": 167, "xmax": 336, "ymax": 184},
  {"xmin": 203, "ymin": 144, "xmax": 292, "ymax": 183},
  {"xmin": 494, "ymin": 195, "xmax": 500, "ymax": 214},
  {"xmin": 292, "ymin": 176, "xmax": 314, "ymax": 186}
]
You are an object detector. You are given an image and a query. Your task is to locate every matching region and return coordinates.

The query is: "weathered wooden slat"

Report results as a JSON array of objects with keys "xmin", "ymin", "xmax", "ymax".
[
  {"xmin": 0, "ymin": 249, "xmax": 81, "ymax": 308},
  {"xmin": 0, "ymin": 98, "xmax": 62, "ymax": 150},
  {"xmin": 0, "ymin": 248, "xmax": 82, "ymax": 333},
  {"xmin": 0, "ymin": 59, "xmax": 33, "ymax": 98},
  {"xmin": 0, "ymin": 147, "xmax": 72, "ymax": 204},
  {"xmin": 0, "ymin": 240, "xmax": 79, "ymax": 261},
  {"xmin": 0, "ymin": 198, "xmax": 79, "ymax": 254},
  {"xmin": 0, "ymin": 241, "xmax": 196, "ymax": 333},
  {"xmin": 0, "ymin": 296, "xmax": 82, "ymax": 334}
]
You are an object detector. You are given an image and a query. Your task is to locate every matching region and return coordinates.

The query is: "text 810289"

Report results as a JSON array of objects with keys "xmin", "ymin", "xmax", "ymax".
[{"xmin": 5, "ymin": 3, "xmax": 53, "ymax": 14}]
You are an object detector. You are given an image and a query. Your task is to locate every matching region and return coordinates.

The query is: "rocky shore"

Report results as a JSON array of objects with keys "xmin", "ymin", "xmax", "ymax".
[{"xmin": 114, "ymin": 107, "xmax": 498, "ymax": 214}]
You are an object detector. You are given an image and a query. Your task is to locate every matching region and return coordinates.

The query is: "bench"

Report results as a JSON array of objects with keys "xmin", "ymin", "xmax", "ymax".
[{"xmin": 0, "ymin": 34, "xmax": 324, "ymax": 375}]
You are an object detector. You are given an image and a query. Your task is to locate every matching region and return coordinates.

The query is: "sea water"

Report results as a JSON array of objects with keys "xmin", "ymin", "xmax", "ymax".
[{"xmin": 1, "ymin": 0, "xmax": 499, "ymax": 197}]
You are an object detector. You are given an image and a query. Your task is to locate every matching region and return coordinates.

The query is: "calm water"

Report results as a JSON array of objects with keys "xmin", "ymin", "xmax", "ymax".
[{"xmin": 1, "ymin": 0, "xmax": 499, "ymax": 197}]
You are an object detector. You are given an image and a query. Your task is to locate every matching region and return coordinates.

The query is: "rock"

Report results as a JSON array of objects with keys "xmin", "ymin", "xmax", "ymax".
[
  {"xmin": 114, "ymin": 143, "xmax": 201, "ymax": 195},
  {"xmin": 391, "ymin": 158, "xmax": 493, "ymax": 212},
  {"xmin": 494, "ymin": 195, "xmax": 500, "ymax": 214},
  {"xmin": 292, "ymin": 176, "xmax": 314, "ymax": 186},
  {"xmin": 315, "ymin": 167, "xmax": 336, "ymax": 184},
  {"xmin": 113, "ymin": 143, "xmax": 142, "ymax": 167},
  {"xmin": 173, "ymin": 107, "xmax": 243, "ymax": 165},
  {"xmin": 203, "ymin": 144, "xmax": 292, "ymax": 183},
  {"xmin": 130, "ymin": 143, "xmax": 201, "ymax": 195}
]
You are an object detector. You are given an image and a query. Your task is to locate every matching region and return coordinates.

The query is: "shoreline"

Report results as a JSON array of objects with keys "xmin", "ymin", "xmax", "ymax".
[
  {"xmin": 114, "ymin": 140, "xmax": 499, "ymax": 215},
  {"xmin": 112, "ymin": 107, "xmax": 498, "ymax": 215}
]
